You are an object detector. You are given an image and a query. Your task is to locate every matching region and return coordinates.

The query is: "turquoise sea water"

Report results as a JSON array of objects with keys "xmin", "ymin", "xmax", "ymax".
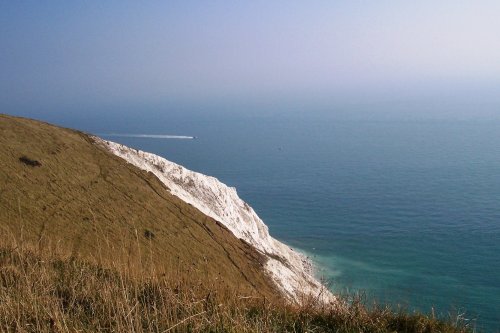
[{"xmin": 52, "ymin": 115, "xmax": 500, "ymax": 331}]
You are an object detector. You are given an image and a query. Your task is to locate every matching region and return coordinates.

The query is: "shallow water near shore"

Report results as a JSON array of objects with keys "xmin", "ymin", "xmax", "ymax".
[{"xmin": 43, "ymin": 114, "xmax": 500, "ymax": 331}]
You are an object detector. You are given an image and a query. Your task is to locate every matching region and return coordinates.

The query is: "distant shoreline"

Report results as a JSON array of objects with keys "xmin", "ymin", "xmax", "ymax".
[{"xmin": 99, "ymin": 133, "xmax": 196, "ymax": 140}]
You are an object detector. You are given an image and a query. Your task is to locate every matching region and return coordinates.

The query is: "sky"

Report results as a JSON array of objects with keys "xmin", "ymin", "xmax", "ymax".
[{"xmin": 1, "ymin": 1, "xmax": 500, "ymax": 120}]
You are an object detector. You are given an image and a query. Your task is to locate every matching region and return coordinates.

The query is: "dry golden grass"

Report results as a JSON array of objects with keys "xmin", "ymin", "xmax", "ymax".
[{"xmin": 0, "ymin": 231, "xmax": 474, "ymax": 333}]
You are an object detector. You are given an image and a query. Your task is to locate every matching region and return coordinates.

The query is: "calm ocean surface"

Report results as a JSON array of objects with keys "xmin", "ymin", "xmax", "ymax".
[{"xmin": 56, "ymin": 115, "xmax": 499, "ymax": 331}]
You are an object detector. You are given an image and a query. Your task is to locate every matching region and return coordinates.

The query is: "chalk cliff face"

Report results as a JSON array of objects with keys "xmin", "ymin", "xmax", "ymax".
[{"xmin": 94, "ymin": 137, "xmax": 333, "ymax": 302}]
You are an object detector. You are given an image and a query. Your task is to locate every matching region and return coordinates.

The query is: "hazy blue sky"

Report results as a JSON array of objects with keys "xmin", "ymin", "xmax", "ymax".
[{"xmin": 1, "ymin": 1, "xmax": 499, "ymax": 119}]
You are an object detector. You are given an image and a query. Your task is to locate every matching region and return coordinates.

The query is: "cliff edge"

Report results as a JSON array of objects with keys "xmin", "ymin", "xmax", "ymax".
[
  {"xmin": 94, "ymin": 137, "xmax": 332, "ymax": 303},
  {"xmin": 0, "ymin": 114, "xmax": 331, "ymax": 303}
]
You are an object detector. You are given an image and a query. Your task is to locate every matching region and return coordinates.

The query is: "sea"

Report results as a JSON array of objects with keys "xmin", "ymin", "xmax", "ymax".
[{"xmin": 35, "ymin": 112, "xmax": 500, "ymax": 331}]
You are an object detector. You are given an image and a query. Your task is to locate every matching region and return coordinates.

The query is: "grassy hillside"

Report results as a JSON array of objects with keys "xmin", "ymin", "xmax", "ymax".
[
  {"xmin": 0, "ymin": 114, "xmax": 277, "ymax": 297},
  {"xmin": 0, "ymin": 114, "xmax": 473, "ymax": 332}
]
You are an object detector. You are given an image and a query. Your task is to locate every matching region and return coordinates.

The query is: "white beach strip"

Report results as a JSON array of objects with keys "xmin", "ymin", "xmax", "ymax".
[
  {"xmin": 93, "ymin": 136, "xmax": 334, "ymax": 304},
  {"xmin": 100, "ymin": 133, "xmax": 195, "ymax": 139}
]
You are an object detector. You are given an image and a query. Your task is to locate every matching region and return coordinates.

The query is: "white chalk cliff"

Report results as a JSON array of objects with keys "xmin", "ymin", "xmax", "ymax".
[{"xmin": 94, "ymin": 137, "xmax": 333, "ymax": 303}]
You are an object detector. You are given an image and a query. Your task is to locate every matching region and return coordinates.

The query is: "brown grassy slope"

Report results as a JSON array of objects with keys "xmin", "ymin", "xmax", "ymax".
[
  {"xmin": 0, "ymin": 114, "xmax": 278, "ymax": 299},
  {"xmin": 0, "ymin": 244, "xmax": 471, "ymax": 332}
]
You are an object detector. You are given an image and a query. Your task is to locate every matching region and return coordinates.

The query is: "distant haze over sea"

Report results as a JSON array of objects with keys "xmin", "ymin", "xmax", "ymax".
[{"xmin": 2, "ymin": 2, "xmax": 500, "ymax": 117}]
